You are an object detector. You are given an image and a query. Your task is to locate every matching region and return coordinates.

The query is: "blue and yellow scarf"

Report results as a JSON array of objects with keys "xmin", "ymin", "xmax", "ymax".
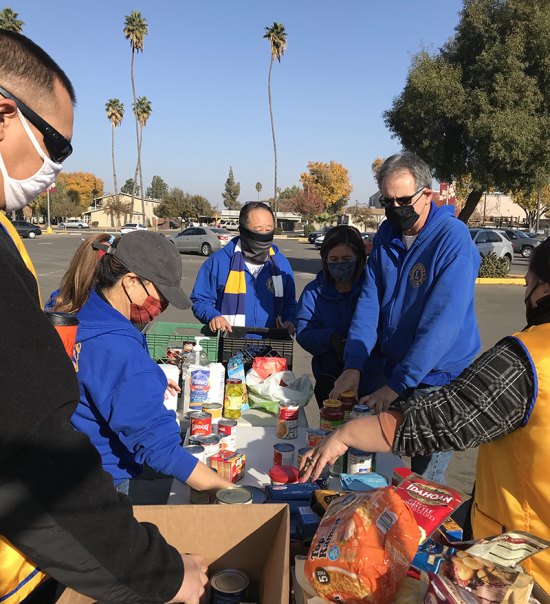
[{"xmin": 221, "ymin": 240, "xmax": 284, "ymax": 327}]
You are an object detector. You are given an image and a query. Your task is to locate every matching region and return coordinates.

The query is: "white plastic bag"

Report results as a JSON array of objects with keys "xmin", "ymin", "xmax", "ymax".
[{"xmin": 245, "ymin": 369, "xmax": 313, "ymax": 414}]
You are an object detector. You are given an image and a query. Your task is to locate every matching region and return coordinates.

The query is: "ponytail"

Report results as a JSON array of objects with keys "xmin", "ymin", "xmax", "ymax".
[{"xmin": 53, "ymin": 233, "xmax": 125, "ymax": 313}]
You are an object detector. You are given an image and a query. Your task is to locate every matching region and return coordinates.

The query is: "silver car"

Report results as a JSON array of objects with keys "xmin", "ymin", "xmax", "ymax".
[
  {"xmin": 167, "ymin": 226, "xmax": 232, "ymax": 256},
  {"xmin": 469, "ymin": 228, "xmax": 513, "ymax": 271}
]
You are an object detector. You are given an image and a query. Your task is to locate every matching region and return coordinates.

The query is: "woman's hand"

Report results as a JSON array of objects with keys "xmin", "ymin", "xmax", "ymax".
[
  {"xmin": 298, "ymin": 429, "xmax": 349, "ymax": 483},
  {"xmin": 330, "ymin": 369, "xmax": 360, "ymax": 399},
  {"xmin": 360, "ymin": 385, "xmax": 398, "ymax": 414},
  {"xmin": 209, "ymin": 316, "xmax": 232, "ymax": 333},
  {"xmin": 164, "ymin": 379, "xmax": 181, "ymax": 400}
]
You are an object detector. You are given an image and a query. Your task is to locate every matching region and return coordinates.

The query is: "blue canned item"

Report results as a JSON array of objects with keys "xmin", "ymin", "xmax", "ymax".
[
  {"xmin": 211, "ymin": 569, "xmax": 249, "ymax": 603},
  {"xmin": 297, "ymin": 447, "xmax": 309, "ymax": 468},
  {"xmin": 349, "ymin": 404, "xmax": 371, "ymax": 419},
  {"xmin": 243, "ymin": 485, "xmax": 267, "ymax": 504}
]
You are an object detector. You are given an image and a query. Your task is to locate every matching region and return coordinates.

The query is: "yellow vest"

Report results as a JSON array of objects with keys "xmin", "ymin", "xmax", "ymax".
[
  {"xmin": 0, "ymin": 212, "xmax": 47, "ymax": 601},
  {"xmin": 473, "ymin": 323, "xmax": 550, "ymax": 595}
]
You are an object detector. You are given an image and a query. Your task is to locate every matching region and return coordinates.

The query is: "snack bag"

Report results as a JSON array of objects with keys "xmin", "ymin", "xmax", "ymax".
[
  {"xmin": 394, "ymin": 472, "xmax": 469, "ymax": 544},
  {"xmin": 424, "ymin": 573, "xmax": 480, "ymax": 603},
  {"xmin": 305, "ymin": 488, "xmax": 420, "ymax": 604},
  {"xmin": 252, "ymin": 356, "xmax": 287, "ymax": 379}
]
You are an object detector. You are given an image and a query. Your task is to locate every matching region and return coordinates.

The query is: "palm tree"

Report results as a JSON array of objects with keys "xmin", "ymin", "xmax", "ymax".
[
  {"xmin": 133, "ymin": 96, "xmax": 152, "ymax": 223},
  {"xmin": 123, "ymin": 11, "xmax": 148, "ymax": 222},
  {"xmin": 263, "ymin": 22, "xmax": 287, "ymax": 220},
  {"xmin": 0, "ymin": 8, "xmax": 24, "ymax": 32},
  {"xmin": 105, "ymin": 99, "xmax": 124, "ymax": 212},
  {"xmin": 255, "ymin": 181, "xmax": 262, "ymax": 202}
]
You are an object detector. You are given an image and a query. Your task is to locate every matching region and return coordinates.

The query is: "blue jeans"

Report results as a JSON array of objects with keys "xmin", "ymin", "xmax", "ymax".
[
  {"xmin": 407, "ymin": 385, "xmax": 453, "ymax": 485},
  {"xmin": 115, "ymin": 479, "xmax": 130, "ymax": 495}
]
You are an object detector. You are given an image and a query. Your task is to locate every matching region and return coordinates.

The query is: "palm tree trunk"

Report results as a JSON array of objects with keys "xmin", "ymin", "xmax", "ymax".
[
  {"xmin": 138, "ymin": 124, "xmax": 145, "ymax": 225},
  {"xmin": 111, "ymin": 125, "xmax": 119, "ymax": 206},
  {"xmin": 267, "ymin": 56, "xmax": 278, "ymax": 224},
  {"xmin": 130, "ymin": 49, "xmax": 139, "ymax": 219}
]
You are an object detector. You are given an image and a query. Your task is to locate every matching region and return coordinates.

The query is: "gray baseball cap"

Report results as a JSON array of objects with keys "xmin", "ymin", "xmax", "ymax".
[{"xmin": 111, "ymin": 231, "xmax": 190, "ymax": 310}]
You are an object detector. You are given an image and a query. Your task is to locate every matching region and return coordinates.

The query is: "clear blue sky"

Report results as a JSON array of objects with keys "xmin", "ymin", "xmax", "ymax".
[{"xmin": 12, "ymin": 0, "xmax": 463, "ymax": 207}]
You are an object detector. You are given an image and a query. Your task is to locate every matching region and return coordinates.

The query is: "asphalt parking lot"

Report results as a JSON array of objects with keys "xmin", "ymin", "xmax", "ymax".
[{"xmin": 27, "ymin": 232, "xmax": 528, "ymax": 497}]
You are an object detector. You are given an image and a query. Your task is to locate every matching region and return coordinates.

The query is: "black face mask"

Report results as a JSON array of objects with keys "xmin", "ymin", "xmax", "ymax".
[
  {"xmin": 385, "ymin": 204, "xmax": 420, "ymax": 232},
  {"xmin": 238, "ymin": 223, "xmax": 274, "ymax": 264}
]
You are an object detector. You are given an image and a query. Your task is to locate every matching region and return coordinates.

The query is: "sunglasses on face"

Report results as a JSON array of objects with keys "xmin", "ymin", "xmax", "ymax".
[
  {"xmin": 0, "ymin": 84, "xmax": 73, "ymax": 163},
  {"xmin": 378, "ymin": 186, "xmax": 426, "ymax": 208}
]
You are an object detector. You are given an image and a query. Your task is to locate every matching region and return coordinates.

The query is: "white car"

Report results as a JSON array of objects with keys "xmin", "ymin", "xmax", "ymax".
[
  {"xmin": 469, "ymin": 228, "xmax": 513, "ymax": 271},
  {"xmin": 220, "ymin": 220, "xmax": 239, "ymax": 231},
  {"xmin": 314, "ymin": 234, "xmax": 325, "ymax": 248},
  {"xmin": 58, "ymin": 219, "xmax": 89, "ymax": 229},
  {"xmin": 120, "ymin": 223, "xmax": 147, "ymax": 235}
]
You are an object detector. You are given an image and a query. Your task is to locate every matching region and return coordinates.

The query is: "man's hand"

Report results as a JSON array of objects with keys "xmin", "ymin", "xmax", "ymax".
[
  {"xmin": 208, "ymin": 316, "xmax": 232, "ymax": 333},
  {"xmin": 298, "ymin": 430, "xmax": 348, "ymax": 483},
  {"xmin": 360, "ymin": 385, "xmax": 398, "ymax": 414},
  {"xmin": 281, "ymin": 320, "xmax": 295, "ymax": 336},
  {"xmin": 168, "ymin": 554, "xmax": 208, "ymax": 604},
  {"xmin": 164, "ymin": 379, "xmax": 181, "ymax": 400},
  {"xmin": 330, "ymin": 369, "xmax": 360, "ymax": 399}
]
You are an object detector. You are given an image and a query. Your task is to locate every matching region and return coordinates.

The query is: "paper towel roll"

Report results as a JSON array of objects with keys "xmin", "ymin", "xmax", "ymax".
[{"xmin": 159, "ymin": 364, "xmax": 180, "ymax": 413}]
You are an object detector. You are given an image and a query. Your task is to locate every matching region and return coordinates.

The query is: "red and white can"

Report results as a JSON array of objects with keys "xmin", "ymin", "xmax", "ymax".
[
  {"xmin": 190, "ymin": 411, "xmax": 212, "ymax": 437},
  {"xmin": 217, "ymin": 418, "xmax": 237, "ymax": 452},
  {"xmin": 277, "ymin": 402, "xmax": 299, "ymax": 440},
  {"xmin": 273, "ymin": 443, "xmax": 295, "ymax": 466}
]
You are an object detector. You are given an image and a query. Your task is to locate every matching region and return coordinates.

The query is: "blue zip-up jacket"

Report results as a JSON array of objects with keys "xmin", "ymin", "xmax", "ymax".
[
  {"xmin": 296, "ymin": 270, "xmax": 365, "ymax": 378},
  {"xmin": 191, "ymin": 238, "xmax": 298, "ymax": 327},
  {"xmin": 344, "ymin": 203, "xmax": 481, "ymax": 394},
  {"xmin": 71, "ymin": 290, "xmax": 198, "ymax": 484}
]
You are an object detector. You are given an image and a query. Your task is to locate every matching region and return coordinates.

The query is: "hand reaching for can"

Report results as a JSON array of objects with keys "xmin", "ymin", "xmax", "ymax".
[
  {"xmin": 298, "ymin": 430, "xmax": 349, "ymax": 483},
  {"xmin": 169, "ymin": 554, "xmax": 208, "ymax": 604}
]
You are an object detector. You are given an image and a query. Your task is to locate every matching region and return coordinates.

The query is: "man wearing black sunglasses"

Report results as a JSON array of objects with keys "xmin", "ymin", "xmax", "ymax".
[
  {"xmin": 331, "ymin": 151, "xmax": 480, "ymax": 485},
  {"xmin": 0, "ymin": 29, "xmax": 204, "ymax": 604}
]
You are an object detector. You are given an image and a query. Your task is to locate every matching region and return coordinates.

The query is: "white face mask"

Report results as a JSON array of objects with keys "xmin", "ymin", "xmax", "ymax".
[{"xmin": 0, "ymin": 108, "xmax": 63, "ymax": 212}]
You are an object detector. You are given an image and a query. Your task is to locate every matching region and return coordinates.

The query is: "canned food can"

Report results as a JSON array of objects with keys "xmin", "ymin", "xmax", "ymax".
[
  {"xmin": 196, "ymin": 434, "xmax": 221, "ymax": 460},
  {"xmin": 182, "ymin": 444, "xmax": 205, "ymax": 464},
  {"xmin": 202, "ymin": 402, "xmax": 222, "ymax": 419},
  {"xmin": 347, "ymin": 448, "xmax": 375, "ymax": 474},
  {"xmin": 276, "ymin": 402, "xmax": 299, "ymax": 440},
  {"xmin": 216, "ymin": 487, "xmax": 253, "ymax": 505},
  {"xmin": 297, "ymin": 447, "xmax": 310, "ymax": 468},
  {"xmin": 188, "ymin": 435, "xmax": 203, "ymax": 446},
  {"xmin": 211, "ymin": 569, "xmax": 249, "ymax": 603},
  {"xmin": 217, "ymin": 419, "xmax": 238, "ymax": 451},
  {"xmin": 349, "ymin": 404, "xmax": 372, "ymax": 420},
  {"xmin": 190, "ymin": 411, "xmax": 212, "ymax": 436},
  {"xmin": 273, "ymin": 443, "xmax": 295, "ymax": 466},
  {"xmin": 306, "ymin": 428, "xmax": 329, "ymax": 448},
  {"xmin": 189, "ymin": 487, "xmax": 210, "ymax": 505},
  {"xmin": 329, "ymin": 454, "xmax": 345, "ymax": 477}
]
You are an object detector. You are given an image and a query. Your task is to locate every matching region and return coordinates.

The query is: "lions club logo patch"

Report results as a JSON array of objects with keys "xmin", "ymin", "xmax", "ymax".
[
  {"xmin": 266, "ymin": 276, "xmax": 275, "ymax": 293},
  {"xmin": 409, "ymin": 263, "xmax": 427, "ymax": 288}
]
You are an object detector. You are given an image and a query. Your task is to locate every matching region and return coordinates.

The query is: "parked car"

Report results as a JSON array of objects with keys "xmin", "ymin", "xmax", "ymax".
[
  {"xmin": 220, "ymin": 220, "xmax": 239, "ymax": 231},
  {"xmin": 361, "ymin": 232, "xmax": 376, "ymax": 256},
  {"xmin": 469, "ymin": 228, "xmax": 513, "ymax": 271},
  {"xmin": 503, "ymin": 229, "xmax": 541, "ymax": 258},
  {"xmin": 314, "ymin": 234, "xmax": 325, "ymax": 248},
  {"xmin": 11, "ymin": 220, "xmax": 42, "ymax": 239},
  {"xmin": 120, "ymin": 223, "xmax": 147, "ymax": 235},
  {"xmin": 58, "ymin": 219, "xmax": 89, "ymax": 229},
  {"xmin": 167, "ymin": 226, "xmax": 232, "ymax": 256},
  {"xmin": 308, "ymin": 226, "xmax": 332, "ymax": 244}
]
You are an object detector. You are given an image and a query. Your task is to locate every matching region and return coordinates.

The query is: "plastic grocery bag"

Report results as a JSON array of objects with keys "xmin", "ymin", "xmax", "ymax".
[{"xmin": 245, "ymin": 369, "xmax": 313, "ymax": 414}]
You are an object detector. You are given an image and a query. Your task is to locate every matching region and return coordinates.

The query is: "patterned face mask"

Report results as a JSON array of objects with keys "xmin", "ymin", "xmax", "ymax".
[{"xmin": 327, "ymin": 260, "xmax": 356, "ymax": 283}]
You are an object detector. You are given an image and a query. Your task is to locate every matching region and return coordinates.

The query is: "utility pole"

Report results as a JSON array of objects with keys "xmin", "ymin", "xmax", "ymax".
[{"xmin": 535, "ymin": 192, "xmax": 541, "ymax": 234}]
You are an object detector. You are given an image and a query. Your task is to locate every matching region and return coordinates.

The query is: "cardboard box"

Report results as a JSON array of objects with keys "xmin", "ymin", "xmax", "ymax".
[{"xmin": 58, "ymin": 503, "xmax": 290, "ymax": 604}]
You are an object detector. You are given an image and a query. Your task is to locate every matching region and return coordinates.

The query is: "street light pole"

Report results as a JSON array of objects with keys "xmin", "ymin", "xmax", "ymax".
[{"xmin": 46, "ymin": 188, "xmax": 52, "ymax": 234}]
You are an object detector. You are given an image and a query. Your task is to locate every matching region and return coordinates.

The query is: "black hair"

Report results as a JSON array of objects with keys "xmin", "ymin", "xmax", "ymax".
[
  {"xmin": 239, "ymin": 201, "xmax": 274, "ymax": 226},
  {"xmin": 529, "ymin": 237, "xmax": 550, "ymax": 284},
  {"xmin": 0, "ymin": 29, "xmax": 76, "ymax": 106},
  {"xmin": 320, "ymin": 225, "xmax": 367, "ymax": 283}
]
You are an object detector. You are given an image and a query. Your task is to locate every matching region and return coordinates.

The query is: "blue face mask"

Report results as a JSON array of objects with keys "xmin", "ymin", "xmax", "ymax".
[{"xmin": 327, "ymin": 260, "xmax": 356, "ymax": 283}]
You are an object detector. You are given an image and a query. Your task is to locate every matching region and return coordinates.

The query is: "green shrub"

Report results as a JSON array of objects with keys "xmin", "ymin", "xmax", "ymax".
[
  {"xmin": 478, "ymin": 252, "xmax": 510, "ymax": 278},
  {"xmin": 274, "ymin": 227, "xmax": 283, "ymax": 235},
  {"xmin": 303, "ymin": 224, "xmax": 316, "ymax": 238},
  {"xmin": 91, "ymin": 221, "xmax": 99, "ymax": 227}
]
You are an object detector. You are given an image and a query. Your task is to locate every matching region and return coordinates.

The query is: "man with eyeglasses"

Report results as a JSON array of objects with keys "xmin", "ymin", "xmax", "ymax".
[
  {"xmin": 331, "ymin": 152, "xmax": 480, "ymax": 484},
  {"xmin": 0, "ymin": 30, "xmax": 205, "ymax": 604}
]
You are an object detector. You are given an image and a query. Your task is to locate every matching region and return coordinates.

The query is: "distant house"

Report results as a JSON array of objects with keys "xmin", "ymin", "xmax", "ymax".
[{"xmin": 84, "ymin": 193, "xmax": 162, "ymax": 229}]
